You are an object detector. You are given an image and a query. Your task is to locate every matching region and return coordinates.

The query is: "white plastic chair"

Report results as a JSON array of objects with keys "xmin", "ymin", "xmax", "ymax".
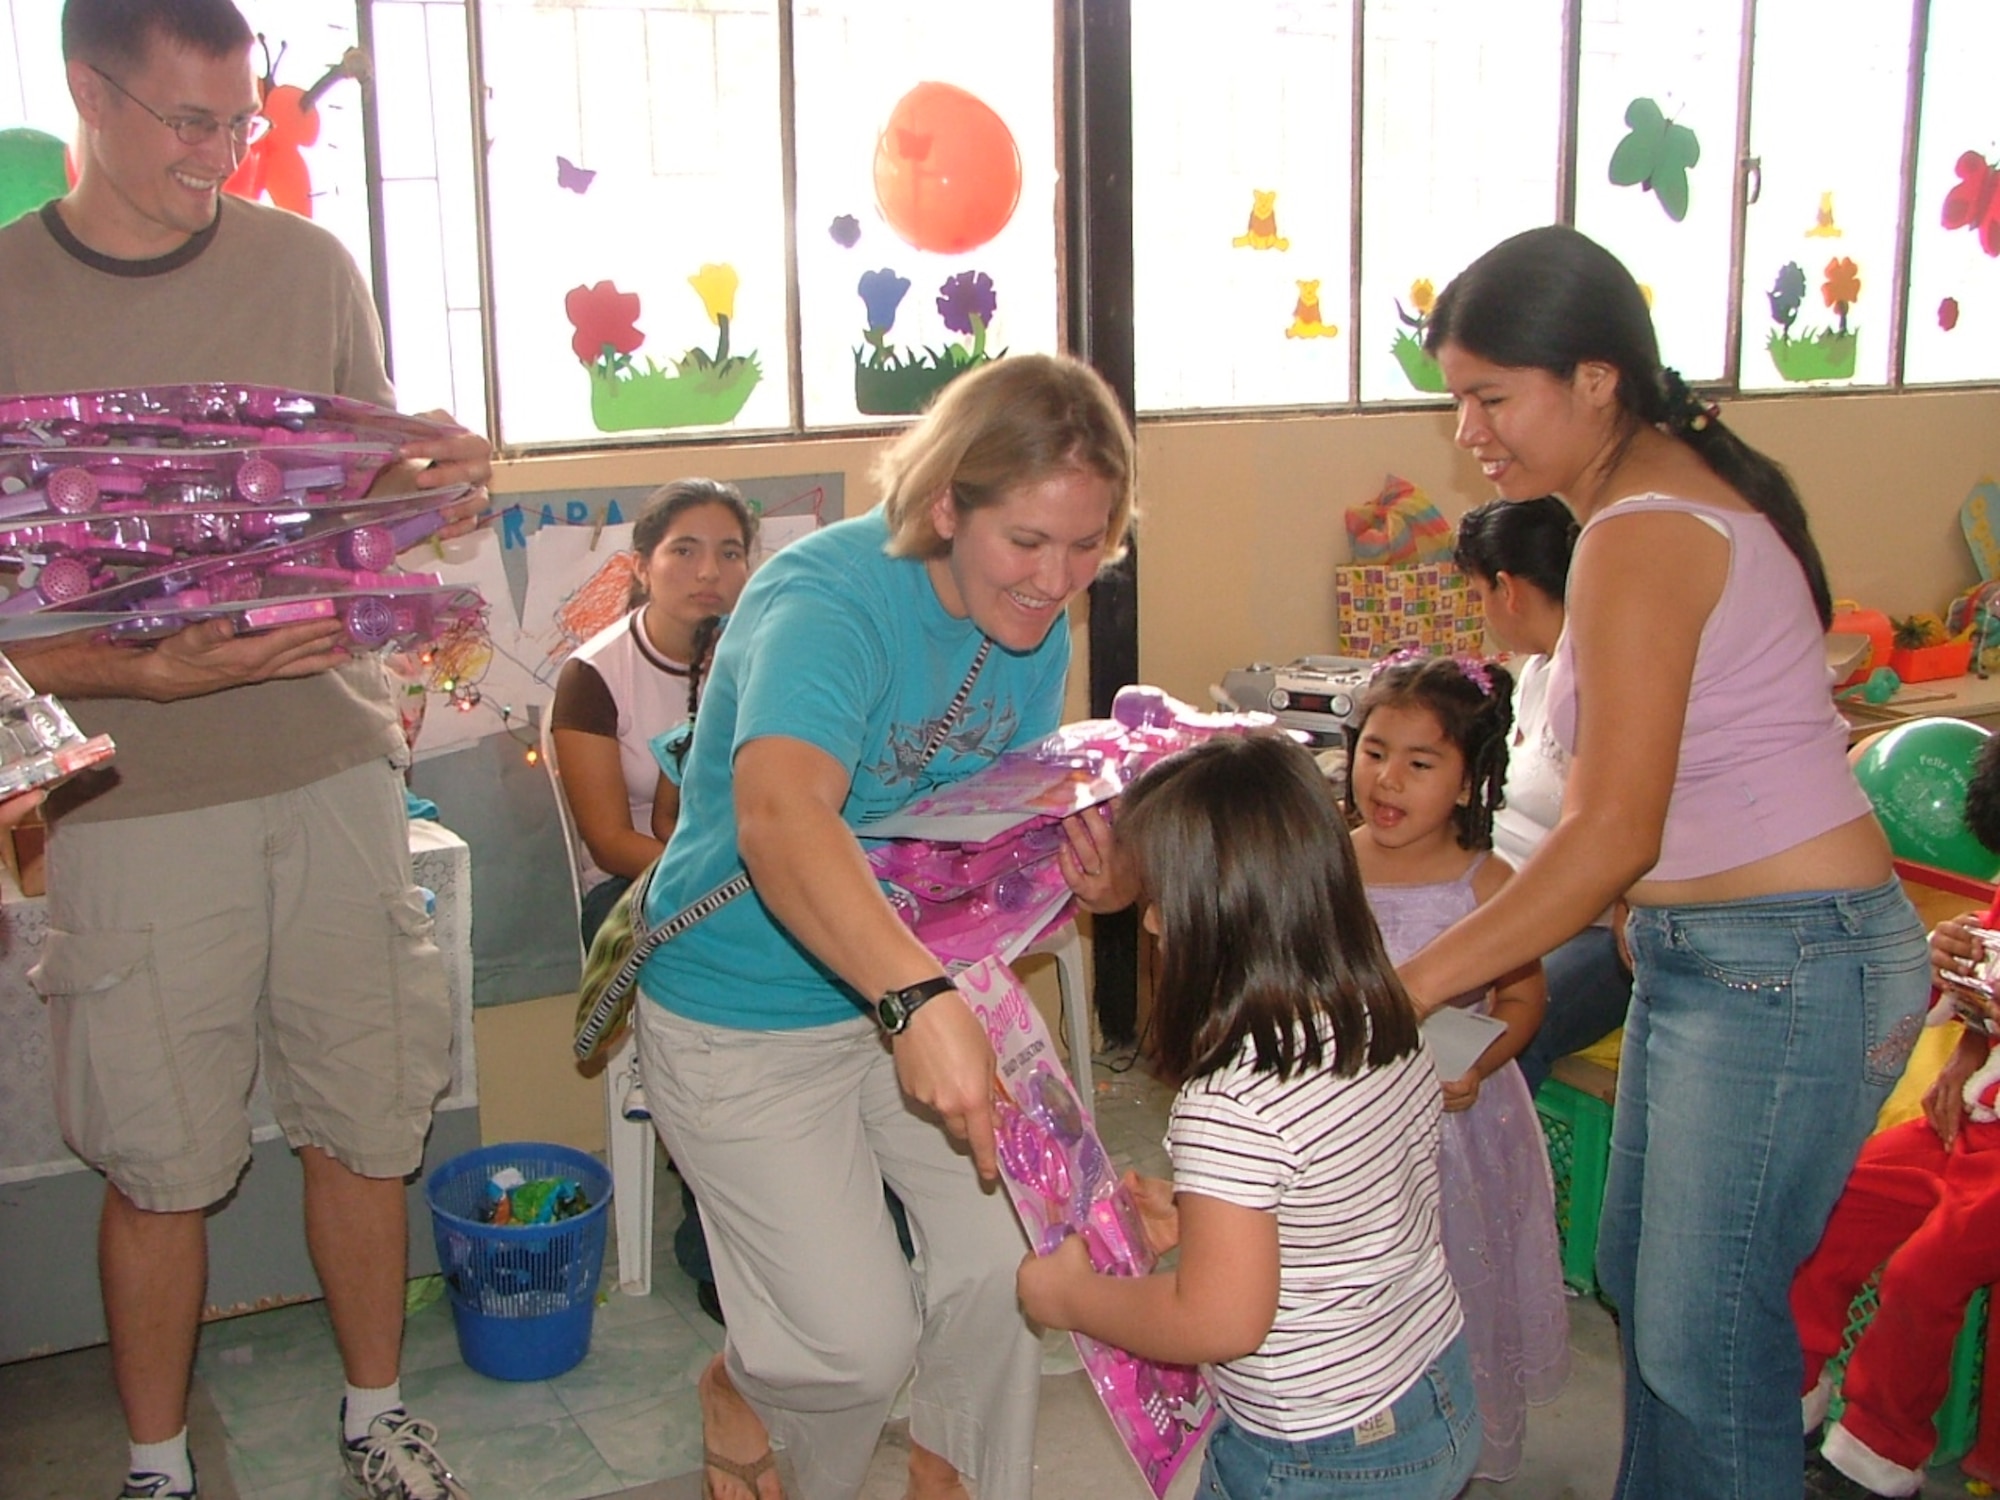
[
  {"xmin": 541, "ymin": 715, "xmax": 656, "ymax": 1296},
  {"xmin": 1022, "ymin": 920, "xmax": 1096, "ymax": 1115}
]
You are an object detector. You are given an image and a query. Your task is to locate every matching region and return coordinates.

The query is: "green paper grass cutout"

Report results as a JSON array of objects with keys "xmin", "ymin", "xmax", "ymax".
[
  {"xmin": 1764, "ymin": 258, "xmax": 1861, "ymax": 383},
  {"xmin": 565, "ymin": 267, "xmax": 762, "ymax": 433}
]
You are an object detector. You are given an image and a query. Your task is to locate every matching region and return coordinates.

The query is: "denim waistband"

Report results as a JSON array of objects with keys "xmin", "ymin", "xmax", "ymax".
[{"xmin": 1629, "ymin": 876, "xmax": 1913, "ymax": 939}]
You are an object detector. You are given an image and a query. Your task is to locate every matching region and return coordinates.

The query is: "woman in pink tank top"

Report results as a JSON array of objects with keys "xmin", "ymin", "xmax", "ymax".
[{"xmin": 1396, "ymin": 225, "xmax": 1928, "ymax": 1500}]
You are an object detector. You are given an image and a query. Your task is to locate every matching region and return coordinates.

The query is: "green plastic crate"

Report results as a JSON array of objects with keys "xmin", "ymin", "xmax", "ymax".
[
  {"xmin": 1535, "ymin": 1076, "xmax": 1612, "ymax": 1296},
  {"xmin": 1825, "ymin": 1275, "xmax": 1985, "ymax": 1465}
]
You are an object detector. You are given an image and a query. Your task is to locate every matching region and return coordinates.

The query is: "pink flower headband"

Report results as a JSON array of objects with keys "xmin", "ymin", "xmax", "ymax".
[{"xmin": 1371, "ymin": 645, "xmax": 1497, "ymax": 698}]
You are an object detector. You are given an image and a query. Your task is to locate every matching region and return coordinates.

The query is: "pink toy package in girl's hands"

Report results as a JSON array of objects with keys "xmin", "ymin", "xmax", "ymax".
[
  {"xmin": 954, "ymin": 957, "xmax": 1216, "ymax": 1497},
  {"xmin": 866, "ymin": 686, "xmax": 1288, "ymax": 966}
]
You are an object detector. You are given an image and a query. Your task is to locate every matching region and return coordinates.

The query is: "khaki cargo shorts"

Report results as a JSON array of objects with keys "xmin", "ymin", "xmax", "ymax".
[{"xmin": 33, "ymin": 759, "xmax": 452, "ymax": 1212}]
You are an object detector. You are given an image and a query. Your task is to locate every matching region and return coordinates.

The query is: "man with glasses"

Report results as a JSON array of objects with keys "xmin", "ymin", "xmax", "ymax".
[{"xmin": 0, "ymin": 4, "xmax": 487, "ymax": 1498}]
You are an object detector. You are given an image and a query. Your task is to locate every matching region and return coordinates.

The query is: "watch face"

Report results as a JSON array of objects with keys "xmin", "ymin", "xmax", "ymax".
[{"xmin": 879, "ymin": 977, "xmax": 951, "ymax": 1032}]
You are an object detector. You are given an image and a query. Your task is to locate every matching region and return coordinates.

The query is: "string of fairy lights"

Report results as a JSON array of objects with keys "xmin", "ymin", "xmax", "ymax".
[{"xmin": 407, "ymin": 612, "xmax": 545, "ymax": 765}]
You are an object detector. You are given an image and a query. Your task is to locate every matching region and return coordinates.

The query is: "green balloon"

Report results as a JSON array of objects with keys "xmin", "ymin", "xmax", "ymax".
[
  {"xmin": 0, "ymin": 128, "xmax": 68, "ymax": 229},
  {"xmin": 1853, "ymin": 716, "xmax": 2000, "ymax": 878}
]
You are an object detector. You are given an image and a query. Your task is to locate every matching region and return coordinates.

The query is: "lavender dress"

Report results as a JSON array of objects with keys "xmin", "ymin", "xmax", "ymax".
[{"xmin": 1369, "ymin": 855, "xmax": 1571, "ymax": 1482}]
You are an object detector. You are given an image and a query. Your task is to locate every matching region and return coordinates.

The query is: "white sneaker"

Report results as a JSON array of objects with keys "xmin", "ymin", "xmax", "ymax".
[{"xmin": 342, "ymin": 1409, "xmax": 470, "ymax": 1499}]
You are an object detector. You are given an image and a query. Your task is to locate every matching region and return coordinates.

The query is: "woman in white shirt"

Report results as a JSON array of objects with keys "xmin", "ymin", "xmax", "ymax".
[{"xmin": 1454, "ymin": 496, "xmax": 1632, "ymax": 1095}]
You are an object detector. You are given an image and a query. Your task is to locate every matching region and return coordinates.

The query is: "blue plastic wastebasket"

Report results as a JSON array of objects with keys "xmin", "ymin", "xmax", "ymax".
[{"xmin": 425, "ymin": 1142, "xmax": 613, "ymax": 1381}]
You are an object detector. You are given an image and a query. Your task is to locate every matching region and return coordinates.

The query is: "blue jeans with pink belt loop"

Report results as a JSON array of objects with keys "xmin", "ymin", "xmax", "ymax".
[{"xmin": 1601, "ymin": 879, "xmax": 1928, "ymax": 1500}]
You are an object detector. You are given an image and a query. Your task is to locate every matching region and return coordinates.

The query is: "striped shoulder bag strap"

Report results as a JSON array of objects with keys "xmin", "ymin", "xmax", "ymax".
[{"xmin": 572, "ymin": 638, "xmax": 992, "ymax": 1060}]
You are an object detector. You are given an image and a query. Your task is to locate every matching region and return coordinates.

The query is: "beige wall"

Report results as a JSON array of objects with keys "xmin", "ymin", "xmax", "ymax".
[
  {"xmin": 474, "ymin": 387, "xmax": 2000, "ymax": 1138},
  {"xmin": 1134, "ymin": 388, "xmax": 2000, "ymax": 704}
]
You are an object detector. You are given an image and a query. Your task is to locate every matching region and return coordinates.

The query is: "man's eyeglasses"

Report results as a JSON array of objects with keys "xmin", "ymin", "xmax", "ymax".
[{"xmin": 88, "ymin": 64, "xmax": 270, "ymax": 149}]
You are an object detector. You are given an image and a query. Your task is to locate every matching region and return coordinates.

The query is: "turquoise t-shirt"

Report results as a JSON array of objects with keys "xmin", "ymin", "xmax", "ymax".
[{"xmin": 637, "ymin": 507, "xmax": 1071, "ymax": 1030}]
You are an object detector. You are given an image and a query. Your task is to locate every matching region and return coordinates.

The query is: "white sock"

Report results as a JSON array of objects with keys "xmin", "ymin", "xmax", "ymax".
[
  {"xmin": 343, "ymin": 1381, "xmax": 403, "ymax": 1443},
  {"xmin": 128, "ymin": 1430, "xmax": 193, "ymax": 1491},
  {"xmin": 1823, "ymin": 1419, "xmax": 1925, "ymax": 1497}
]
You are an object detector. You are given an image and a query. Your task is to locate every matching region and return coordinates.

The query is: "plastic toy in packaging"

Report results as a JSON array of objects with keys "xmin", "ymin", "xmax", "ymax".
[
  {"xmin": 0, "ymin": 650, "xmax": 114, "ymax": 797},
  {"xmin": 0, "ymin": 385, "xmax": 484, "ymax": 656},
  {"xmin": 0, "ymin": 486, "xmax": 473, "ymax": 584},
  {"xmin": 0, "ymin": 493, "xmax": 483, "ymax": 653},
  {"xmin": 0, "ymin": 382, "xmax": 459, "ymax": 452},
  {"xmin": 0, "ymin": 440, "xmax": 400, "ymax": 520},
  {"xmin": 865, "ymin": 686, "xmax": 1285, "ymax": 967},
  {"xmin": 955, "ymin": 957, "xmax": 1215, "ymax": 1498}
]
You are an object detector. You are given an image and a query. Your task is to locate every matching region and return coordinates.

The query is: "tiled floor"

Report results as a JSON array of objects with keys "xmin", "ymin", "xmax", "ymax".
[
  {"xmin": 12, "ymin": 1054, "xmax": 1982, "ymax": 1499},
  {"xmin": 194, "ymin": 1056, "xmax": 1177, "ymax": 1500}
]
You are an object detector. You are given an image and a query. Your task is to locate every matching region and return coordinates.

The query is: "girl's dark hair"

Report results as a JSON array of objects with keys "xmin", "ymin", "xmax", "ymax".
[
  {"xmin": 1966, "ymin": 731, "xmax": 2000, "ymax": 854},
  {"xmin": 1427, "ymin": 225, "xmax": 1833, "ymax": 628},
  {"xmin": 1452, "ymin": 496, "xmax": 1579, "ymax": 603},
  {"xmin": 626, "ymin": 478, "xmax": 757, "ymax": 608},
  {"xmin": 1119, "ymin": 734, "xmax": 1420, "ymax": 1085},
  {"xmin": 1347, "ymin": 656, "xmax": 1515, "ymax": 850}
]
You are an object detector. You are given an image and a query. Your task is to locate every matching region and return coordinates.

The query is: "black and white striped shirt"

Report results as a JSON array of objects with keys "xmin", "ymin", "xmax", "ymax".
[{"xmin": 1168, "ymin": 1033, "xmax": 1461, "ymax": 1439}]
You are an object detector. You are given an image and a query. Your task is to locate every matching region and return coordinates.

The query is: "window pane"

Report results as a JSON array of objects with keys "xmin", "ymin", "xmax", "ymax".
[
  {"xmin": 1358, "ymin": 0, "xmax": 1563, "ymax": 403},
  {"xmin": 1903, "ymin": 0, "xmax": 2000, "ymax": 386},
  {"xmin": 1132, "ymin": 0, "xmax": 1355, "ymax": 413},
  {"xmin": 371, "ymin": 0, "xmax": 489, "ymax": 426},
  {"xmin": 1574, "ymin": 0, "xmax": 1745, "ymax": 384},
  {"xmin": 1737, "ymin": 0, "xmax": 1908, "ymax": 390},
  {"xmin": 478, "ymin": 0, "xmax": 788, "ymax": 446},
  {"xmin": 793, "ymin": 1, "xmax": 1059, "ymax": 428}
]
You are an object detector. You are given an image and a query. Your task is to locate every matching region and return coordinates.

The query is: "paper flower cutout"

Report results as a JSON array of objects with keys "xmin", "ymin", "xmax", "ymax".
[{"xmin": 565, "ymin": 280, "xmax": 643, "ymax": 365}]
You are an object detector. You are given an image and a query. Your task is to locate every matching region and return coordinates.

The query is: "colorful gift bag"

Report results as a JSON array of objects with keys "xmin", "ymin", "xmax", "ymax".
[
  {"xmin": 1334, "ymin": 561, "xmax": 1485, "ymax": 658},
  {"xmin": 1345, "ymin": 475, "xmax": 1455, "ymax": 565}
]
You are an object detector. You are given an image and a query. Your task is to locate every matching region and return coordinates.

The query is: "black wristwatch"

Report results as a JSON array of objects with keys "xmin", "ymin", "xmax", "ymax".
[{"xmin": 875, "ymin": 975, "xmax": 958, "ymax": 1034}]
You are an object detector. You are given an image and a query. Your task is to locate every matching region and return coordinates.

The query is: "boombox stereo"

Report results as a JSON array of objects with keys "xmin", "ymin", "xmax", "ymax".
[{"xmin": 1214, "ymin": 656, "xmax": 1372, "ymax": 748}]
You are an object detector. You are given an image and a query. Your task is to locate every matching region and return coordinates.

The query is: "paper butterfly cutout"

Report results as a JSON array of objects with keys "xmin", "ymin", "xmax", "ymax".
[
  {"xmin": 556, "ymin": 156, "xmax": 596, "ymax": 195},
  {"xmin": 1608, "ymin": 97, "xmax": 1701, "ymax": 223},
  {"xmin": 1943, "ymin": 150, "xmax": 2000, "ymax": 258}
]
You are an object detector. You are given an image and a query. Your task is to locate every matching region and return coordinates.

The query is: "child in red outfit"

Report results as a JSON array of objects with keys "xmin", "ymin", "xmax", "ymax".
[{"xmin": 1792, "ymin": 730, "xmax": 2000, "ymax": 1498}]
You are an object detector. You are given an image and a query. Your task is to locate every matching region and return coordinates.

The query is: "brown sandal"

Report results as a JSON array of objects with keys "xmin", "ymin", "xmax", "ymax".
[{"xmin": 704, "ymin": 1445, "xmax": 779, "ymax": 1500}]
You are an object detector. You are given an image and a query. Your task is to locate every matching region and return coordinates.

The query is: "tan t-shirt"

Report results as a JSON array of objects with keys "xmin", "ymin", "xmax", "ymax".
[{"xmin": 0, "ymin": 197, "xmax": 405, "ymax": 822}]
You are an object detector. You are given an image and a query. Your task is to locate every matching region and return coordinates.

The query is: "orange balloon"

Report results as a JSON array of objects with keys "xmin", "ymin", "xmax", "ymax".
[{"xmin": 872, "ymin": 82, "xmax": 1021, "ymax": 256}]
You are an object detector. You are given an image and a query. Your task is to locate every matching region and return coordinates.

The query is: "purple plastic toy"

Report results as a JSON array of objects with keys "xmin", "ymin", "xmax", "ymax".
[
  {"xmin": 956, "ymin": 957, "xmax": 1215, "ymax": 1497},
  {"xmin": 866, "ymin": 688, "xmax": 1284, "ymax": 967},
  {"xmin": 0, "ymin": 385, "xmax": 484, "ymax": 655}
]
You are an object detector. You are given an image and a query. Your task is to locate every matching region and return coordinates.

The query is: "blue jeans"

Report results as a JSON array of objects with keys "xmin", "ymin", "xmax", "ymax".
[
  {"xmin": 1518, "ymin": 924, "xmax": 1635, "ymax": 1096},
  {"xmin": 1601, "ymin": 879, "xmax": 1928, "ymax": 1500},
  {"xmin": 1198, "ymin": 1332, "xmax": 1479, "ymax": 1500}
]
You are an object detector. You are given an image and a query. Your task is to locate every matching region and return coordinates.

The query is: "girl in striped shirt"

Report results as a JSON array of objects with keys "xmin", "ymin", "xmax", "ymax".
[{"xmin": 1017, "ymin": 733, "xmax": 1479, "ymax": 1500}]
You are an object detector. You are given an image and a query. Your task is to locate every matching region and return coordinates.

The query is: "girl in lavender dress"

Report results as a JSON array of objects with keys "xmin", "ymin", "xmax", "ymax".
[{"xmin": 1347, "ymin": 653, "xmax": 1572, "ymax": 1481}]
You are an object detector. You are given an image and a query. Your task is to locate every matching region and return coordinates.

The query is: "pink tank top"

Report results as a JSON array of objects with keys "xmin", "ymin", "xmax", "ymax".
[{"xmin": 1546, "ymin": 494, "xmax": 1870, "ymax": 882}]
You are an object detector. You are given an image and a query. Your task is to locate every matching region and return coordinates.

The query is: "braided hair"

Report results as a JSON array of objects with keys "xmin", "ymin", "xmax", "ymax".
[
  {"xmin": 1348, "ymin": 653, "xmax": 1515, "ymax": 850},
  {"xmin": 664, "ymin": 612, "xmax": 725, "ymax": 776},
  {"xmin": 1426, "ymin": 225, "xmax": 1834, "ymax": 628}
]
